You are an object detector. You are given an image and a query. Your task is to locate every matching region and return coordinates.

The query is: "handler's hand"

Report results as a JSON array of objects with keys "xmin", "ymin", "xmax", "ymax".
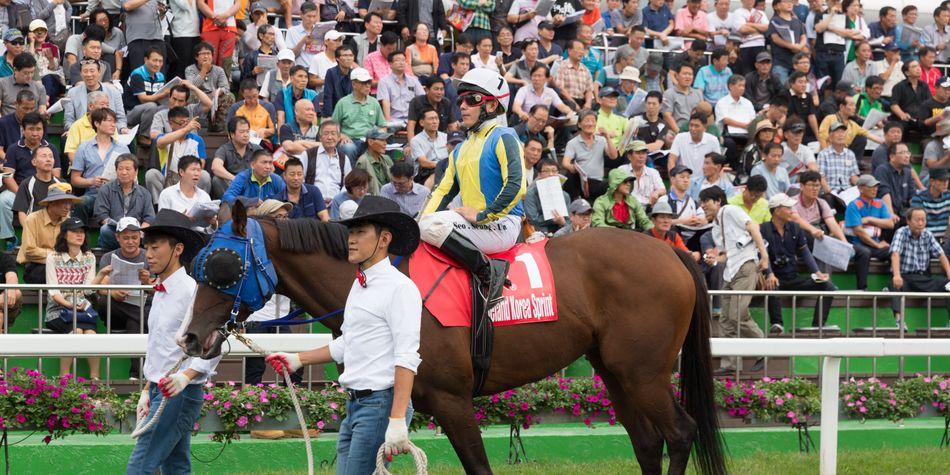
[
  {"xmin": 136, "ymin": 390, "xmax": 150, "ymax": 420},
  {"xmin": 158, "ymin": 373, "xmax": 191, "ymax": 397},
  {"xmin": 265, "ymin": 352, "xmax": 303, "ymax": 373},
  {"xmin": 453, "ymin": 206, "xmax": 479, "ymax": 224},
  {"xmin": 383, "ymin": 417, "xmax": 411, "ymax": 460}
]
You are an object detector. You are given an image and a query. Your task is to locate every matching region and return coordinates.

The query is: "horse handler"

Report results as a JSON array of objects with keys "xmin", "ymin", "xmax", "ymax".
[
  {"xmin": 267, "ymin": 196, "xmax": 423, "ymax": 474},
  {"xmin": 127, "ymin": 210, "xmax": 221, "ymax": 475}
]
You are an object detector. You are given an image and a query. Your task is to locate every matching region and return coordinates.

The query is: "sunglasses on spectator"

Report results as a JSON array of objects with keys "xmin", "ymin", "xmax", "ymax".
[
  {"xmin": 7, "ymin": 40, "xmax": 24, "ymax": 45},
  {"xmin": 80, "ymin": 59, "xmax": 99, "ymax": 65},
  {"xmin": 457, "ymin": 91, "xmax": 506, "ymax": 108}
]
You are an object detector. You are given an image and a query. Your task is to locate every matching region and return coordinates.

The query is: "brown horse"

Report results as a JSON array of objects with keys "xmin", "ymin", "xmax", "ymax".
[{"xmin": 181, "ymin": 208, "xmax": 725, "ymax": 475}]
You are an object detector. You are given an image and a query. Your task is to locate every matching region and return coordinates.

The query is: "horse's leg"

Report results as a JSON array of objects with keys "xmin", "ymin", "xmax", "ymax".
[
  {"xmin": 622, "ymin": 375, "xmax": 697, "ymax": 475},
  {"xmin": 588, "ymin": 353, "xmax": 665, "ymax": 474},
  {"xmin": 425, "ymin": 390, "xmax": 493, "ymax": 475}
]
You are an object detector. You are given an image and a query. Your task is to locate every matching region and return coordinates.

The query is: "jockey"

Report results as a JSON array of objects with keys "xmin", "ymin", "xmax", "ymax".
[
  {"xmin": 419, "ymin": 68, "xmax": 527, "ymax": 311},
  {"xmin": 127, "ymin": 210, "xmax": 220, "ymax": 474},
  {"xmin": 267, "ymin": 196, "xmax": 423, "ymax": 474}
]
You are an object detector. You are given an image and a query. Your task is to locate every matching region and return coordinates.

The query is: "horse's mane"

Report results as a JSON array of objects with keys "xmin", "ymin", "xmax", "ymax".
[{"xmin": 267, "ymin": 217, "xmax": 349, "ymax": 260}]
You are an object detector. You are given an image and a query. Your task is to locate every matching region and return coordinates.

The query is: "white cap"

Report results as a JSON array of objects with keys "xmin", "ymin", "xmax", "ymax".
[
  {"xmin": 767, "ymin": 193, "xmax": 797, "ymax": 209},
  {"xmin": 276, "ymin": 49, "xmax": 295, "ymax": 62},
  {"xmin": 339, "ymin": 200, "xmax": 359, "ymax": 220},
  {"xmin": 116, "ymin": 216, "xmax": 142, "ymax": 232},
  {"xmin": 29, "ymin": 19, "xmax": 48, "ymax": 32},
  {"xmin": 324, "ymin": 29, "xmax": 345, "ymax": 41},
  {"xmin": 350, "ymin": 67, "xmax": 372, "ymax": 82}
]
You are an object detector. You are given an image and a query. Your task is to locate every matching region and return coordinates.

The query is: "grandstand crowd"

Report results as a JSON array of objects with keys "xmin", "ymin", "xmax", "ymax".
[{"xmin": 0, "ymin": 0, "xmax": 950, "ymax": 377}]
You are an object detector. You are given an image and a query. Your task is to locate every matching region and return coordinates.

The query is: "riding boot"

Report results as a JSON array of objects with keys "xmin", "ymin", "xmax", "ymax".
[{"xmin": 439, "ymin": 231, "xmax": 509, "ymax": 310}]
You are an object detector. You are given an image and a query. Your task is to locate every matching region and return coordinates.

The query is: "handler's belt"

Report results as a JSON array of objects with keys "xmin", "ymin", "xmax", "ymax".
[{"xmin": 346, "ymin": 388, "xmax": 390, "ymax": 400}]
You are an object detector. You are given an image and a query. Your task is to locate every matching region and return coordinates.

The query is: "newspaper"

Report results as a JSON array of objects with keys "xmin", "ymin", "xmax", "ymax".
[
  {"xmin": 900, "ymin": 25, "xmax": 923, "ymax": 48},
  {"xmin": 367, "ymin": 0, "xmax": 394, "ymax": 11},
  {"xmin": 110, "ymin": 256, "xmax": 146, "ymax": 307},
  {"xmin": 257, "ymin": 54, "xmax": 277, "ymax": 71},
  {"xmin": 536, "ymin": 176, "xmax": 569, "ymax": 221},
  {"xmin": 47, "ymin": 97, "xmax": 71, "ymax": 115},
  {"xmin": 535, "ymin": 0, "xmax": 555, "ymax": 17},
  {"xmin": 812, "ymin": 237, "xmax": 854, "ymax": 272},
  {"xmin": 156, "ymin": 76, "xmax": 182, "ymax": 95},
  {"xmin": 116, "ymin": 124, "xmax": 139, "ymax": 147},
  {"xmin": 833, "ymin": 186, "xmax": 860, "ymax": 206},
  {"xmin": 562, "ymin": 10, "xmax": 586, "ymax": 26},
  {"xmin": 862, "ymin": 109, "xmax": 889, "ymax": 130},
  {"xmin": 310, "ymin": 21, "xmax": 338, "ymax": 49},
  {"xmin": 188, "ymin": 200, "xmax": 220, "ymax": 227}
]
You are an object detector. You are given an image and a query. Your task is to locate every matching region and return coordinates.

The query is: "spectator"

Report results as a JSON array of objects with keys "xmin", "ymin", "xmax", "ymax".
[
  {"xmin": 0, "ymin": 53, "xmax": 47, "ymax": 117},
  {"xmin": 512, "ymin": 65, "xmax": 574, "ymax": 122},
  {"xmin": 818, "ymin": 95, "xmax": 882, "ymax": 155},
  {"xmin": 889, "ymin": 207, "xmax": 950, "ymax": 328},
  {"xmin": 662, "ymin": 63, "xmax": 704, "ymax": 133},
  {"xmin": 536, "ymin": 21, "xmax": 563, "ymax": 61},
  {"xmin": 877, "ymin": 42, "xmax": 905, "ymax": 98},
  {"xmin": 26, "ymin": 19, "xmax": 66, "ymax": 101},
  {"xmin": 845, "ymin": 175, "xmax": 895, "ymax": 289},
  {"xmin": 320, "ymin": 43, "xmax": 356, "ymax": 119},
  {"xmin": 918, "ymin": 76, "xmax": 950, "ymax": 136},
  {"xmin": 631, "ymin": 91, "xmax": 669, "ymax": 153},
  {"xmin": 708, "ymin": 0, "xmax": 743, "ymax": 48},
  {"xmin": 717, "ymin": 74, "xmax": 756, "ymax": 165},
  {"xmin": 911, "ymin": 167, "xmax": 950, "ymax": 245},
  {"xmin": 408, "ymin": 107, "xmax": 448, "ymax": 184},
  {"xmin": 277, "ymin": 99, "xmax": 320, "ymax": 158},
  {"xmin": 648, "ymin": 200, "xmax": 697, "ymax": 259},
  {"xmin": 66, "ymin": 35, "xmax": 113, "ymax": 86},
  {"xmin": 95, "ymin": 217, "xmax": 149, "ymax": 379},
  {"xmin": 818, "ymin": 80, "xmax": 854, "ymax": 122},
  {"xmin": 285, "ymin": 2, "xmax": 322, "ymax": 70},
  {"xmin": 63, "ymin": 60, "xmax": 126, "ymax": 131},
  {"xmin": 668, "ymin": 36, "xmax": 706, "ymax": 81},
  {"xmin": 241, "ymin": 22, "xmax": 279, "ymax": 87},
  {"xmin": 1, "ymin": 112, "xmax": 60, "ymax": 237},
  {"xmin": 212, "ymin": 117, "xmax": 263, "ymax": 199},
  {"xmin": 874, "ymin": 142, "xmax": 917, "ymax": 225},
  {"xmin": 222, "ymin": 149, "xmax": 287, "ymax": 204},
  {"xmin": 12, "ymin": 144, "xmax": 63, "ymax": 225},
  {"xmin": 45, "ymin": 217, "xmax": 111, "ymax": 378},
  {"xmin": 562, "ymin": 109, "xmax": 619, "ymax": 200},
  {"xmin": 307, "ymin": 24, "xmax": 344, "ymax": 90},
  {"xmin": 729, "ymin": 174, "xmax": 771, "ymax": 223},
  {"xmin": 167, "ymin": 0, "xmax": 201, "ymax": 80},
  {"xmin": 553, "ymin": 198, "xmax": 594, "ymax": 237},
  {"xmin": 689, "ymin": 152, "xmax": 735, "ymax": 200},
  {"xmin": 614, "ymin": 66, "xmax": 647, "ymax": 117},
  {"xmin": 329, "ymin": 169, "xmax": 369, "ymax": 219},
  {"xmin": 869, "ymin": 6, "xmax": 898, "ymax": 50},
  {"xmin": 895, "ymin": 6, "xmax": 921, "ymax": 61},
  {"xmin": 355, "ymin": 11, "xmax": 384, "ymax": 64},
  {"xmin": 365, "ymin": 31, "xmax": 399, "ymax": 90},
  {"xmin": 700, "ymin": 185, "xmax": 769, "ymax": 374},
  {"xmin": 642, "ymin": 0, "xmax": 674, "ymax": 47},
  {"xmin": 0, "ymin": 29, "xmax": 25, "ymax": 78},
  {"xmin": 924, "ymin": 6, "xmax": 950, "ymax": 63},
  {"xmin": 890, "ymin": 60, "xmax": 933, "ymax": 133},
  {"xmin": 742, "ymin": 52, "xmax": 781, "ymax": 112},
  {"xmin": 506, "ymin": 38, "xmax": 542, "ymax": 88},
  {"xmin": 354, "ymin": 128, "xmax": 393, "ymax": 195},
  {"xmin": 0, "ymin": 241, "xmax": 20, "ymax": 332},
  {"xmin": 554, "ymin": 40, "xmax": 595, "ymax": 110},
  {"xmin": 919, "ymin": 46, "xmax": 942, "ymax": 95},
  {"xmin": 157, "ymin": 155, "xmax": 213, "ymax": 219},
  {"xmin": 149, "ymin": 106, "xmax": 212, "ymax": 203},
  {"xmin": 668, "ymin": 112, "xmax": 720, "ymax": 175},
  {"xmin": 123, "ymin": 0, "xmax": 166, "ymax": 72},
  {"xmin": 751, "ymin": 143, "xmax": 791, "ymax": 198},
  {"xmin": 524, "ymin": 158, "xmax": 571, "ymax": 236},
  {"xmin": 694, "ymin": 48, "xmax": 732, "ymax": 107},
  {"xmin": 591, "ymin": 168, "xmax": 652, "ymax": 231},
  {"xmin": 841, "ymin": 41, "xmax": 880, "ymax": 94},
  {"xmin": 596, "ymin": 87, "xmax": 626, "ymax": 149},
  {"xmin": 70, "ymin": 108, "xmax": 131, "ymax": 224},
  {"xmin": 923, "ymin": 119, "xmax": 950, "ymax": 184},
  {"xmin": 405, "ymin": 23, "xmax": 439, "ymax": 77},
  {"xmin": 407, "ymin": 76, "xmax": 459, "ymax": 142},
  {"xmin": 276, "ymin": 158, "xmax": 328, "ymax": 221},
  {"xmin": 855, "ymin": 76, "xmax": 886, "ymax": 123},
  {"xmin": 767, "ymin": 0, "xmax": 808, "ymax": 84},
  {"xmin": 521, "ymin": 137, "xmax": 545, "ymax": 186},
  {"xmin": 871, "ymin": 122, "xmax": 908, "ymax": 173},
  {"xmin": 278, "ymin": 65, "xmax": 317, "ymax": 128},
  {"xmin": 184, "ymin": 42, "xmax": 233, "ymax": 131},
  {"xmin": 507, "ymin": 1, "xmax": 546, "ymax": 43},
  {"xmin": 514, "ymin": 105, "xmax": 557, "ymax": 157},
  {"xmin": 0, "ymin": 91, "xmax": 37, "ymax": 159},
  {"xmin": 149, "ymin": 83, "xmax": 213, "ymax": 140},
  {"xmin": 310, "ymin": 120, "xmax": 353, "ymax": 201},
  {"xmin": 818, "ymin": 121, "xmax": 860, "ymax": 195},
  {"xmin": 618, "ymin": 140, "xmax": 665, "ymax": 207},
  {"xmin": 378, "ymin": 52, "xmax": 425, "ymax": 124},
  {"xmin": 18, "ymin": 184, "xmax": 78, "ymax": 283},
  {"xmin": 495, "ymin": 26, "xmax": 522, "ymax": 70},
  {"xmin": 761, "ymin": 192, "xmax": 837, "ymax": 332},
  {"xmin": 612, "ymin": 2, "xmax": 644, "ymax": 38},
  {"xmin": 657, "ymin": 164, "xmax": 709, "ymax": 251},
  {"xmin": 94, "ymin": 154, "xmax": 154, "ymax": 250},
  {"xmin": 792, "ymin": 170, "xmax": 852, "ymax": 248},
  {"xmin": 123, "ymin": 47, "xmax": 168, "ymax": 139},
  {"xmin": 332, "ymin": 68, "xmax": 386, "ymax": 161}
]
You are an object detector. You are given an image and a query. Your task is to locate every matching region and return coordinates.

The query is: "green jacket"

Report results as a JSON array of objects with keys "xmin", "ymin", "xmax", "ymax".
[
  {"xmin": 355, "ymin": 152, "xmax": 393, "ymax": 195},
  {"xmin": 591, "ymin": 168, "xmax": 653, "ymax": 231}
]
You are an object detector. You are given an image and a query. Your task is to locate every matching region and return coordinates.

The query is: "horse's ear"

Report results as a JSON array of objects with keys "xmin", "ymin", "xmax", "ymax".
[{"xmin": 233, "ymin": 200, "xmax": 247, "ymax": 237}]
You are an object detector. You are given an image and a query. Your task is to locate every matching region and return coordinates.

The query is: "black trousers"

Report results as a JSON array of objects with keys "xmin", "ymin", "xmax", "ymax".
[
  {"xmin": 563, "ymin": 173, "xmax": 607, "ymax": 202},
  {"xmin": 722, "ymin": 134, "xmax": 749, "ymax": 171},
  {"xmin": 244, "ymin": 325, "xmax": 304, "ymax": 385},
  {"xmin": 851, "ymin": 242, "xmax": 889, "ymax": 290},
  {"xmin": 766, "ymin": 274, "xmax": 838, "ymax": 326},
  {"xmin": 169, "ymin": 36, "xmax": 201, "ymax": 82},
  {"xmin": 23, "ymin": 263, "xmax": 45, "ymax": 284},
  {"xmin": 890, "ymin": 273, "xmax": 950, "ymax": 315}
]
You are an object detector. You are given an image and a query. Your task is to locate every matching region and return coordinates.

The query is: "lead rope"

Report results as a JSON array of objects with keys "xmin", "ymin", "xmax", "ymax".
[
  {"xmin": 373, "ymin": 444, "xmax": 429, "ymax": 475},
  {"xmin": 130, "ymin": 356, "xmax": 187, "ymax": 439},
  {"xmin": 231, "ymin": 332, "xmax": 315, "ymax": 475}
]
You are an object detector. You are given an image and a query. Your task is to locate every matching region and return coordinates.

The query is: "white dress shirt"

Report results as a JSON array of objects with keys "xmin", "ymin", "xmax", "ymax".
[
  {"xmin": 144, "ymin": 267, "xmax": 222, "ymax": 385},
  {"xmin": 313, "ymin": 145, "xmax": 353, "ymax": 200},
  {"xmin": 328, "ymin": 258, "xmax": 422, "ymax": 391},
  {"xmin": 715, "ymin": 95, "xmax": 756, "ymax": 135},
  {"xmin": 618, "ymin": 164, "xmax": 666, "ymax": 206},
  {"xmin": 157, "ymin": 183, "xmax": 212, "ymax": 214}
]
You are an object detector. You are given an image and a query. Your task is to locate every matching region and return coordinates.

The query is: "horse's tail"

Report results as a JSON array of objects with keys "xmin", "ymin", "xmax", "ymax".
[{"xmin": 673, "ymin": 249, "xmax": 727, "ymax": 475}]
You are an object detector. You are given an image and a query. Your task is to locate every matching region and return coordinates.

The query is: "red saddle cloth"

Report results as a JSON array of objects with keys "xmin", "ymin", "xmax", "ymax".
[{"xmin": 408, "ymin": 241, "xmax": 558, "ymax": 327}]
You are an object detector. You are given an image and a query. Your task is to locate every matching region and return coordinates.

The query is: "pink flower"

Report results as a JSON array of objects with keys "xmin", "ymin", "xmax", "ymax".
[
  {"xmin": 203, "ymin": 393, "xmax": 213, "ymax": 401},
  {"xmin": 786, "ymin": 411, "xmax": 796, "ymax": 419},
  {"xmin": 859, "ymin": 407, "xmax": 868, "ymax": 413},
  {"xmin": 15, "ymin": 414, "xmax": 26, "ymax": 424},
  {"xmin": 244, "ymin": 403, "xmax": 253, "ymax": 410},
  {"xmin": 254, "ymin": 415, "xmax": 263, "ymax": 423},
  {"xmin": 43, "ymin": 435, "xmax": 52, "ymax": 444},
  {"xmin": 329, "ymin": 402, "xmax": 338, "ymax": 410},
  {"xmin": 317, "ymin": 420, "xmax": 325, "ymax": 430},
  {"xmin": 888, "ymin": 399, "xmax": 897, "ymax": 406},
  {"xmin": 775, "ymin": 398, "xmax": 784, "ymax": 406},
  {"xmin": 583, "ymin": 417, "xmax": 592, "ymax": 426},
  {"xmin": 194, "ymin": 422, "xmax": 200, "ymax": 430},
  {"xmin": 236, "ymin": 416, "xmax": 248, "ymax": 428}
]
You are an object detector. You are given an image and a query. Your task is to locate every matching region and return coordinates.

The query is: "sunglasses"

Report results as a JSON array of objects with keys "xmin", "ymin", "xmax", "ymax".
[
  {"xmin": 457, "ymin": 91, "xmax": 506, "ymax": 108},
  {"xmin": 8, "ymin": 40, "xmax": 24, "ymax": 45}
]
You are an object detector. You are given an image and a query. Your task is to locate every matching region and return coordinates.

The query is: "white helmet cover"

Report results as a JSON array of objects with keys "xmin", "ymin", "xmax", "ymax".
[{"xmin": 457, "ymin": 68, "xmax": 511, "ymax": 113}]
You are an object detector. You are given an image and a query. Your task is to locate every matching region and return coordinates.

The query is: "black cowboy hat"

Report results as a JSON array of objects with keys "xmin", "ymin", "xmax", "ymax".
[
  {"xmin": 338, "ymin": 196, "xmax": 420, "ymax": 256},
  {"xmin": 143, "ymin": 209, "xmax": 207, "ymax": 262}
]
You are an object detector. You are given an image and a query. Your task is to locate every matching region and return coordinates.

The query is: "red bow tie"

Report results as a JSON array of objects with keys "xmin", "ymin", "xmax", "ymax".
[
  {"xmin": 356, "ymin": 269, "xmax": 367, "ymax": 288},
  {"xmin": 153, "ymin": 283, "xmax": 167, "ymax": 292}
]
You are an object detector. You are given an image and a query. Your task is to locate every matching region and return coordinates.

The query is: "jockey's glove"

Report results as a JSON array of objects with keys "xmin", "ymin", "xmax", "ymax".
[
  {"xmin": 159, "ymin": 373, "xmax": 191, "ymax": 398},
  {"xmin": 265, "ymin": 352, "xmax": 303, "ymax": 374}
]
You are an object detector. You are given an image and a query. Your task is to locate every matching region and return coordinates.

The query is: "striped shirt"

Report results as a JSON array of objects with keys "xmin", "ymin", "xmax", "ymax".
[
  {"xmin": 891, "ymin": 226, "xmax": 944, "ymax": 274},
  {"xmin": 817, "ymin": 146, "xmax": 859, "ymax": 193},
  {"xmin": 554, "ymin": 60, "xmax": 594, "ymax": 101},
  {"xmin": 910, "ymin": 189, "xmax": 950, "ymax": 241}
]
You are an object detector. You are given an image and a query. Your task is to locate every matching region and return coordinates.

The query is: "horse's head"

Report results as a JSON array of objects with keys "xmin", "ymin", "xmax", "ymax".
[{"xmin": 180, "ymin": 200, "xmax": 278, "ymax": 358}]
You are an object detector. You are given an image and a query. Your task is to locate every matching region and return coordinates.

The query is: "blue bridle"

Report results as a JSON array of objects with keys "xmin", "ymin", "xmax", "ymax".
[{"xmin": 193, "ymin": 217, "xmax": 402, "ymax": 330}]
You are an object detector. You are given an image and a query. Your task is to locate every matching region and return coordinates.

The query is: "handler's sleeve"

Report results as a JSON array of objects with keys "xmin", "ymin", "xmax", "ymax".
[
  {"xmin": 386, "ymin": 280, "xmax": 423, "ymax": 373},
  {"xmin": 329, "ymin": 335, "xmax": 346, "ymax": 365}
]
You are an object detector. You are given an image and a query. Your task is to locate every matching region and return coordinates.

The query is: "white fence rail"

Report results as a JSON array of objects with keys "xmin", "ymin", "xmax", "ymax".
[{"xmin": 1, "ymin": 335, "xmax": 948, "ymax": 474}]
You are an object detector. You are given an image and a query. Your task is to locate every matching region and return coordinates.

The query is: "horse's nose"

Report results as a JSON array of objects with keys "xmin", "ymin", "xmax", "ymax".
[{"xmin": 179, "ymin": 332, "xmax": 203, "ymax": 357}]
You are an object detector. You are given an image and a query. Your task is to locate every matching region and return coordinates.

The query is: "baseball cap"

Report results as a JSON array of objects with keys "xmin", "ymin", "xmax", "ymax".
[
  {"xmin": 277, "ymin": 49, "xmax": 296, "ymax": 62},
  {"xmin": 569, "ymin": 198, "xmax": 593, "ymax": 214},
  {"xmin": 670, "ymin": 164, "xmax": 693, "ymax": 177},
  {"xmin": 883, "ymin": 42, "xmax": 899, "ymax": 52},
  {"xmin": 350, "ymin": 67, "xmax": 372, "ymax": 82},
  {"xmin": 325, "ymin": 29, "xmax": 345, "ymax": 42},
  {"xmin": 236, "ymin": 196, "xmax": 261, "ymax": 209},
  {"xmin": 447, "ymin": 131, "xmax": 465, "ymax": 145},
  {"xmin": 785, "ymin": 121, "xmax": 807, "ymax": 134},
  {"xmin": 599, "ymin": 86, "xmax": 620, "ymax": 98},
  {"xmin": 768, "ymin": 193, "xmax": 797, "ymax": 209},
  {"xmin": 835, "ymin": 81, "xmax": 856, "ymax": 95},
  {"xmin": 619, "ymin": 66, "xmax": 641, "ymax": 83},
  {"xmin": 3, "ymin": 29, "xmax": 23, "ymax": 43},
  {"xmin": 755, "ymin": 120, "xmax": 776, "ymax": 133},
  {"xmin": 29, "ymin": 20, "xmax": 48, "ymax": 32},
  {"xmin": 931, "ymin": 168, "xmax": 950, "ymax": 181},
  {"xmin": 538, "ymin": 21, "xmax": 554, "ymax": 31},
  {"xmin": 856, "ymin": 174, "xmax": 880, "ymax": 187},
  {"xmin": 829, "ymin": 121, "xmax": 848, "ymax": 132},
  {"xmin": 60, "ymin": 217, "xmax": 85, "ymax": 231},
  {"xmin": 250, "ymin": 1, "xmax": 267, "ymax": 14},
  {"xmin": 755, "ymin": 51, "xmax": 772, "ymax": 63},
  {"xmin": 116, "ymin": 217, "xmax": 142, "ymax": 232},
  {"xmin": 650, "ymin": 201, "xmax": 675, "ymax": 217},
  {"xmin": 366, "ymin": 127, "xmax": 392, "ymax": 141},
  {"xmin": 625, "ymin": 140, "xmax": 648, "ymax": 153},
  {"xmin": 939, "ymin": 77, "xmax": 950, "ymax": 89}
]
